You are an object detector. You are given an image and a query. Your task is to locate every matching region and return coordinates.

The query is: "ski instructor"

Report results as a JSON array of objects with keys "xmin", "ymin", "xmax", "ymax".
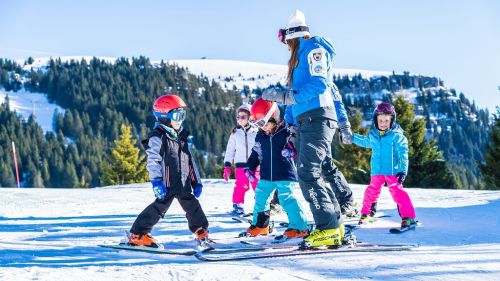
[{"xmin": 261, "ymin": 10, "xmax": 353, "ymax": 248}]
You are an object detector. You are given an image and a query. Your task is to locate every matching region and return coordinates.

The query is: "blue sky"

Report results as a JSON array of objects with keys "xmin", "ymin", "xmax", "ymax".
[{"xmin": 1, "ymin": 0, "xmax": 498, "ymax": 112}]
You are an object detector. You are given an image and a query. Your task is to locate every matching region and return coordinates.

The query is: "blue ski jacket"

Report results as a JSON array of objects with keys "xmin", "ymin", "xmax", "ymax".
[
  {"xmin": 352, "ymin": 124, "xmax": 409, "ymax": 176},
  {"xmin": 284, "ymin": 36, "xmax": 348, "ymax": 126}
]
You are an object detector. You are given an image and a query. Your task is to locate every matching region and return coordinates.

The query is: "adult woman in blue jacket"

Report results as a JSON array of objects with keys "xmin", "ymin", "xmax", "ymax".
[{"xmin": 262, "ymin": 10, "xmax": 352, "ymax": 248}]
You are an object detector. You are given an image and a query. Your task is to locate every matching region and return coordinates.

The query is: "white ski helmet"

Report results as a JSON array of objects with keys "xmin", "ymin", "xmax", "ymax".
[
  {"xmin": 237, "ymin": 104, "xmax": 251, "ymax": 115},
  {"xmin": 284, "ymin": 10, "xmax": 311, "ymax": 41}
]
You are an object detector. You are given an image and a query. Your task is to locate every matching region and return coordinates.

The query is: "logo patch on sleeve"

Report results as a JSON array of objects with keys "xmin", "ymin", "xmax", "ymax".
[{"xmin": 308, "ymin": 48, "xmax": 328, "ymax": 78}]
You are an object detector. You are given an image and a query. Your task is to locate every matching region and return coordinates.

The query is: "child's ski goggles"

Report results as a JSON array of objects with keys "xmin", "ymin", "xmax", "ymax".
[
  {"xmin": 250, "ymin": 102, "xmax": 278, "ymax": 129},
  {"xmin": 375, "ymin": 102, "xmax": 395, "ymax": 115},
  {"xmin": 154, "ymin": 109, "xmax": 186, "ymax": 122}
]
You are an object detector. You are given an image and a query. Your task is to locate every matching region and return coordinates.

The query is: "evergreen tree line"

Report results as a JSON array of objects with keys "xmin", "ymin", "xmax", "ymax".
[
  {"xmin": 332, "ymin": 75, "xmax": 490, "ymax": 189},
  {"xmin": 0, "ymin": 57, "xmax": 495, "ymax": 189},
  {"xmin": 479, "ymin": 107, "xmax": 500, "ymax": 189},
  {"xmin": 333, "ymin": 96, "xmax": 457, "ymax": 189},
  {"xmin": 0, "ymin": 57, "xmax": 242, "ymax": 187},
  {"xmin": 0, "ymin": 98, "xmax": 92, "ymax": 187}
]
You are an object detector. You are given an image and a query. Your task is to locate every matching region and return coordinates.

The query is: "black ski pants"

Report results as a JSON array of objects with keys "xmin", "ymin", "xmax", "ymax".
[{"xmin": 130, "ymin": 193, "xmax": 208, "ymax": 235}]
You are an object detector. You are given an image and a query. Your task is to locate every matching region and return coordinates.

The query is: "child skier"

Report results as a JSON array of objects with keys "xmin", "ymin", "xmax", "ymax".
[
  {"xmin": 128, "ymin": 94, "xmax": 209, "ymax": 247},
  {"xmin": 352, "ymin": 102, "xmax": 416, "ymax": 227},
  {"xmin": 223, "ymin": 104, "xmax": 259, "ymax": 215},
  {"xmin": 239, "ymin": 98, "xmax": 309, "ymax": 239}
]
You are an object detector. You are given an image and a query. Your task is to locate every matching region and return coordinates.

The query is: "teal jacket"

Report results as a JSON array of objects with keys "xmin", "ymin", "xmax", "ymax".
[{"xmin": 352, "ymin": 124, "xmax": 409, "ymax": 176}]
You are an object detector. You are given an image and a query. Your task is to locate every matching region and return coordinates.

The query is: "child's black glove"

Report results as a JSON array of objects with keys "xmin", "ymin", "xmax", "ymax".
[{"xmin": 396, "ymin": 172, "xmax": 406, "ymax": 184}]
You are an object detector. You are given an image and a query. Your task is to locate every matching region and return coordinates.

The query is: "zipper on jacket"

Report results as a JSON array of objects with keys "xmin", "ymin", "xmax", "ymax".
[
  {"xmin": 270, "ymin": 135, "xmax": 273, "ymax": 182},
  {"xmin": 165, "ymin": 165, "xmax": 170, "ymax": 187},
  {"xmin": 177, "ymin": 140, "xmax": 183, "ymax": 182},
  {"xmin": 244, "ymin": 128, "xmax": 248, "ymax": 160}
]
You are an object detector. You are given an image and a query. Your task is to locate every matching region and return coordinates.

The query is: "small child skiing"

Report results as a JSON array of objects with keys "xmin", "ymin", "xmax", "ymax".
[
  {"xmin": 352, "ymin": 102, "xmax": 416, "ymax": 227},
  {"xmin": 222, "ymin": 104, "xmax": 259, "ymax": 215},
  {"xmin": 240, "ymin": 98, "xmax": 309, "ymax": 239},
  {"xmin": 128, "ymin": 94, "xmax": 209, "ymax": 247}
]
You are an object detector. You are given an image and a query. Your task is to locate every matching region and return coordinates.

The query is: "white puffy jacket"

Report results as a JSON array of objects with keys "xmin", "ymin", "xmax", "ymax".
[{"xmin": 223, "ymin": 125, "xmax": 258, "ymax": 167}]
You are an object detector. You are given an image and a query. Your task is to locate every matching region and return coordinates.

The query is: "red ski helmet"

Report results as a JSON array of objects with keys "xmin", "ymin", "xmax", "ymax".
[
  {"xmin": 250, "ymin": 98, "xmax": 280, "ymax": 128},
  {"xmin": 373, "ymin": 102, "xmax": 396, "ymax": 130},
  {"xmin": 153, "ymin": 95, "xmax": 187, "ymax": 122}
]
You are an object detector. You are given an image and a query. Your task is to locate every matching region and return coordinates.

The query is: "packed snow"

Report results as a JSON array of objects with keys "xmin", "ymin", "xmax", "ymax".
[
  {"xmin": 1, "ymin": 180, "xmax": 499, "ymax": 280},
  {"xmin": 0, "ymin": 88, "xmax": 64, "ymax": 133}
]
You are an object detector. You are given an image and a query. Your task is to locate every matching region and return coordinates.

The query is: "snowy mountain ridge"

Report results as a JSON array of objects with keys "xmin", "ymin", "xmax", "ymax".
[{"xmin": 18, "ymin": 57, "xmax": 393, "ymax": 91}]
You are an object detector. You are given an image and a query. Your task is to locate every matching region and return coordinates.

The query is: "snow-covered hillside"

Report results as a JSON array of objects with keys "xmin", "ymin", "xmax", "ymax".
[
  {"xmin": 1, "ymin": 181, "xmax": 499, "ymax": 280},
  {"xmin": 9, "ymin": 56, "xmax": 393, "ymax": 132},
  {"xmin": 0, "ymin": 88, "xmax": 64, "ymax": 133},
  {"xmin": 167, "ymin": 59, "xmax": 392, "ymax": 91},
  {"xmin": 18, "ymin": 57, "xmax": 392, "ymax": 91}
]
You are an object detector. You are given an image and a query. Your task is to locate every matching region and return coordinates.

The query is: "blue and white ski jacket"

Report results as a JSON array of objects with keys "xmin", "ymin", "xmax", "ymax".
[
  {"xmin": 284, "ymin": 36, "xmax": 348, "ymax": 126},
  {"xmin": 352, "ymin": 124, "xmax": 409, "ymax": 176}
]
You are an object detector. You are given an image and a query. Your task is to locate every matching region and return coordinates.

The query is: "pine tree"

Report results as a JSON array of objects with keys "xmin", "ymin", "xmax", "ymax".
[
  {"xmin": 101, "ymin": 124, "xmax": 148, "ymax": 185},
  {"xmin": 0, "ymin": 162, "xmax": 17, "ymax": 187},
  {"xmin": 479, "ymin": 107, "xmax": 500, "ymax": 189},
  {"xmin": 393, "ymin": 95, "xmax": 457, "ymax": 188},
  {"xmin": 333, "ymin": 108, "xmax": 371, "ymax": 183}
]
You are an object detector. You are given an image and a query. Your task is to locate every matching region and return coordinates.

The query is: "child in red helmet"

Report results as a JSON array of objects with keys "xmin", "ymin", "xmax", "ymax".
[
  {"xmin": 128, "ymin": 94, "xmax": 209, "ymax": 248},
  {"xmin": 222, "ymin": 104, "xmax": 259, "ymax": 215},
  {"xmin": 239, "ymin": 98, "xmax": 309, "ymax": 240}
]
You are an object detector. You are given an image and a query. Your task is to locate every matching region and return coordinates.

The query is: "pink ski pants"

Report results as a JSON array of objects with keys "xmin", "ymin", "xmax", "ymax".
[
  {"xmin": 361, "ymin": 175, "xmax": 416, "ymax": 219},
  {"xmin": 233, "ymin": 167, "xmax": 259, "ymax": 204}
]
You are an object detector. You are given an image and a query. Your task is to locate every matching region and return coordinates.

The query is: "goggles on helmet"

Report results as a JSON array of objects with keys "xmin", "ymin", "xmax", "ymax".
[
  {"xmin": 154, "ymin": 109, "xmax": 186, "ymax": 122},
  {"xmin": 375, "ymin": 102, "xmax": 395, "ymax": 115},
  {"xmin": 278, "ymin": 26, "xmax": 310, "ymax": 44},
  {"xmin": 251, "ymin": 102, "xmax": 278, "ymax": 129}
]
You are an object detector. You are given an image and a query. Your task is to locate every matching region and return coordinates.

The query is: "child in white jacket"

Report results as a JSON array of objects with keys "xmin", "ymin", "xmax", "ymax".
[{"xmin": 223, "ymin": 104, "xmax": 259, "ymax": 215}]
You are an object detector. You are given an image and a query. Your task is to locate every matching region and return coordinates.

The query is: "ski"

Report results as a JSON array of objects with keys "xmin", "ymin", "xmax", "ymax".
[
  {"xmin": 99, "ymin": 241, "xmax": 264, "ymax": 255},
  {"xmin": 241, "ymin": 238, "xmax": 417, "ymax": 249},
  {"xmin": 278, "ymin": 221, "xmax": 315, "ymax": 228},
  {"xmin": 240, "ymin": 229, "xmax": 357, "ymax": 249},
  {"xmin": 99, "ymin": 243, "xmax": 198, "ymax": 255},
  {"xmin": 231, "ymin": 216, "xmax": 252, "ymax": 224},
  {"xmin": 195, "ymin": 242, "xmax": 418, "ymax": 261},
  {"xmin": 277, "ymin": 214, "xmax": 391, "ymax": 228}
]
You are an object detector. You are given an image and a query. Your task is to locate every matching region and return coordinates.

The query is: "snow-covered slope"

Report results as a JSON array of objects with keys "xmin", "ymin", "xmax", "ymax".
[
  {"xmin": 1, "ymin": 181, "xmax": 499, "ymax": 280},
  {"xmin": 0, "ymin": 88, "xmax": 64, "ymax": 133}
]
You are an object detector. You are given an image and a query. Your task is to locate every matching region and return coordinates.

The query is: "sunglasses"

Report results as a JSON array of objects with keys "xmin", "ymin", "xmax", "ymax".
[
  {"xmin": 236, "ymin": 115, "xmax": 249, "ymax": 120},
  {"xmin": 250, "ymin": 103, "xmax": 278, "ymax": 129}
]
